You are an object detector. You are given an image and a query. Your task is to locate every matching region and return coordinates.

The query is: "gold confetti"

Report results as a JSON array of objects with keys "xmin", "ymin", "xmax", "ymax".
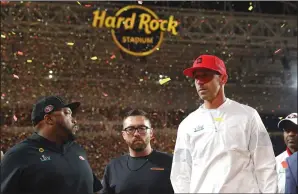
[
  {"xmin": 159, "ymin": 78, "xmax": 171, "ymax": 85},
  {"xmin": 248, "ymin": 6, "xmax": 253, "ymax": 11},
  {"xmin": 1, "ymin": 34, "xmax": 6, "ymax": 39},
  {"xmin": 278, "ymin": 117, "xmax": 283, "ymax": 120},
  {"xmin": 39, "ymin": 148, "xmax": 44, "ymax": 153},
  {"xmin": 27, "ymin": 59, "xmax": 32, "ymax": 63},
  {"xmin": 67, "ymin": 42, "xmax": 74, "ymax": 46},
  {"xmin": 77, "ymin": 1, "xmax": 81, "ymax": 5},
  {"xmin": 91, "ymin": 56, "xmax": 97, "ymax": 60}
]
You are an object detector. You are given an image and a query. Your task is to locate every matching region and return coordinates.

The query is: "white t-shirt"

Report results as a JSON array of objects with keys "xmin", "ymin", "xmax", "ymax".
[
  {"xmin": 276, "ymin": 150, "xmax": 290, "ymax": 193},
  {"xmin": 170, "ymin": 98, "xmax": 278, "ymax": 193}
]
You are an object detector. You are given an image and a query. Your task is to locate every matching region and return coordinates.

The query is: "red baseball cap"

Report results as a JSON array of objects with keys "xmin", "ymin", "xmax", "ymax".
[{"xmin": 183, "ymin": 55, "xmax": 227, "ymax": 78}]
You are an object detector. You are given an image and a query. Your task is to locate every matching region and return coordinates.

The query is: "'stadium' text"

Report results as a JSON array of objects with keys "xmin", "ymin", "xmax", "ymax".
[{"xmin": 122, "ymin": 36, "xmax": 153, "ymax": 44}]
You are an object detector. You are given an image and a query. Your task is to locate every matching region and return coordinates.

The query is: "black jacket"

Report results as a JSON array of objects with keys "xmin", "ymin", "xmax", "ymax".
[{"xmin": 1, "ymin": 132, "xmax": 102, "ymax": 194}]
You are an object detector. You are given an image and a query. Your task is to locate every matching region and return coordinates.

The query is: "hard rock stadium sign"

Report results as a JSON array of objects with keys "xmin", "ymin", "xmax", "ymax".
[{"xmin": 92, "ymin": 5, "xmax": 179, "ymax": 57}]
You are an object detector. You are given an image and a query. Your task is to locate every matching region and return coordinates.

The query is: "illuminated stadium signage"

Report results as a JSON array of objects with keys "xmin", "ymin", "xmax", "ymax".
[{"xmin": 92, "ymin": 5, "xmax": 179, "ymax": 56}]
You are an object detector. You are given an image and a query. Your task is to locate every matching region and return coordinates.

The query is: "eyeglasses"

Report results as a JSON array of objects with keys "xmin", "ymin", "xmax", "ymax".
[{"xmin": 123, "ymin": 125, "xmax": 151, "ymax": 135}]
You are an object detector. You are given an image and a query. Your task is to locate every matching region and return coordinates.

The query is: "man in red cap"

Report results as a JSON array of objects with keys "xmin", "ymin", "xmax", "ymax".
[
  {"xmin": 275, "ymin": 113, "xmax": 298, "ymax": 193},
  {"xmin": 170, "ymin": 55, "xmax": 277, "ymax": 193}
]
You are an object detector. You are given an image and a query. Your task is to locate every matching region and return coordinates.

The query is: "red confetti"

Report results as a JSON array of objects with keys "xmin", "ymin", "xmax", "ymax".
[
  {"xmin": 102, "ymin": 92, "xmax": 108, "ymax": 97},
  {"xmin": 13, "ymin": 115, "xmax": 18, "ymax": 121},
  {"xmin": 13, "ymin": 74, "xmax": 19, "ymax": 79},
  {"xmin": 2, "ymin": 93, "xmax": 6, "ymax": 97},
  {"xmin": 85, "ymin": 4, "xmax": 91, "ymax": 7},
  {"xmin": 110, "ymin": 55, "xmax": 116, "ymax": 59},
  {"xmin": 17, "ymin": 51, "xmax": 23, "ymax": 56}
]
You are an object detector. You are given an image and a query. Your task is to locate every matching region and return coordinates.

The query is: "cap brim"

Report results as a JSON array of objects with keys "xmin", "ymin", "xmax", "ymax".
[
  {"xmin": 64, "ymin": 102, "xmax": 81, "ymax": 112},
  {"xmin": 183, "ymin": 67, "xmax": 220, "ymax": 78},
  {"xmin": 278, "ymin": 119, "xmax": 298, "ymax": 130}
]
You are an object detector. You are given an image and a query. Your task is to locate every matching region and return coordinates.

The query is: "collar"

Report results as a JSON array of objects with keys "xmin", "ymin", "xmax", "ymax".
[
  {"xmin": 129, "ymin": 149, "xmax": 155, "ymax": 159},
  {"xmin": 28, "ymin": 132, "xmax": 73, "ymax": 153},
  {"xmin": 286, "ymin": 147, "xmax": 293, "ymax": 156}
]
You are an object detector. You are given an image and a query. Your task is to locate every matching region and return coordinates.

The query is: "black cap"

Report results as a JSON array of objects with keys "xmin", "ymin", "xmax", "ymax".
[{"xmin": 31, "ymin": 96, "xmax": 80, "ymax": 126}]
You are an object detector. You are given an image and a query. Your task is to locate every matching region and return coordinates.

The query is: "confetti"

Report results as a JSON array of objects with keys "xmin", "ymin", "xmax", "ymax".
[
  {"xmin": 1, "ymin": 34, "xmax": 6, "ymax": 38},
  {"xmin": 13, "ymin": 74, "xmax": 19, "ymax": 79},
  {"xmin": 274, "ymin": 49, "xmax": 282, "ymax": 54},
  {"xmin": 281, "ymin": 24, "xmax": 285, "ymax": 28},
  {"xmin": 138, "ymin": 1, "xmax": 143, "ymax": 4},
  {"xmin": 159, "ymin": 78, "xmax": 171, "ymax": 85},
  {"xmin": 27, "ymin": 59, "xmax": 32, "ymax": 63},
  {"xmin": 67, "ymin": 42, "xmax": 74, "ymax": 46},
  {"xmin": 91, "ymin": 56, "xmax": 98, "ymax": 60},
  {"xmin": 77, "ymin": 1, "xmax": 81, "ymax": 5},
  {"xmin": 13, "ymin": 115, "xmax": 18, "ymax": 121},
  {"xmin": 278, "ymin": 117, "xmax": 283, "ymax": 120},
  {"xmin": 102, "ymin": 92, "xmax": 108, "ymax": 97},
  {"xmin": 17, "ymin": 51, "xmax": 23, "ymax": 55},
  {"xmin": 110, "ymin": 55, "xmax": 116, "ymax": 59},
  {"xmin": 84, "ymin": 4, "xmax": 91, "ymax": 7},
  {"xmin": 248, "ymin": 6, "xmax": 253, "ymax": 11}
]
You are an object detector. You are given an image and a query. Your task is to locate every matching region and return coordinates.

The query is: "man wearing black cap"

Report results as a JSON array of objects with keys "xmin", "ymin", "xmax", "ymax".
[
  {"xmin": 171, "ymin": 55, "xmax": 277, "ymax": 193},
  {"xmin": 276, "ymin": 113, "xmax": 298, "ymax": 193},
  {"xmin": 1, "ymin": 96, "xmax": 102, "ymax": 194}
]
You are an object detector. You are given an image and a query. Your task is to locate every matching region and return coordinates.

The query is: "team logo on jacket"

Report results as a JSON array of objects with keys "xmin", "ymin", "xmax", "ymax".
[
  {"xmin": 194, "ymin": 125, "xmax": 204, "ymax": 132},
  {"xmin": 79, "ymin": 156, "xmax": 85, "ymax": 160},
  {"xmin": 40, "ymin": 155, "xmax": 51, "ymax": 162}
]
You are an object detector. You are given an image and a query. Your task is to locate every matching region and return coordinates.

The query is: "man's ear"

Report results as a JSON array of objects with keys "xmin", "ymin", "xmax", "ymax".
[
  {"xmin": 121, "ymin": 131, "xmax": 126, "ymax": 140},
  {"xmin": 44, "ymin": 114, "xmax": 54, "ymax": 125},
  {"xmin": 220, "ymin": 74, "xmax": 228, "ymax": 85},
  {"xmin": 150, "ymin": 128, "xmax": 154, "ymax": 140}
]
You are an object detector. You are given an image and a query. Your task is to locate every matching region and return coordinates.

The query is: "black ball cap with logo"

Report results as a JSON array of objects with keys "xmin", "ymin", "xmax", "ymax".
[{"xmin": 31, "ymin": 96, "xmax": 80, "ymax": 126}]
